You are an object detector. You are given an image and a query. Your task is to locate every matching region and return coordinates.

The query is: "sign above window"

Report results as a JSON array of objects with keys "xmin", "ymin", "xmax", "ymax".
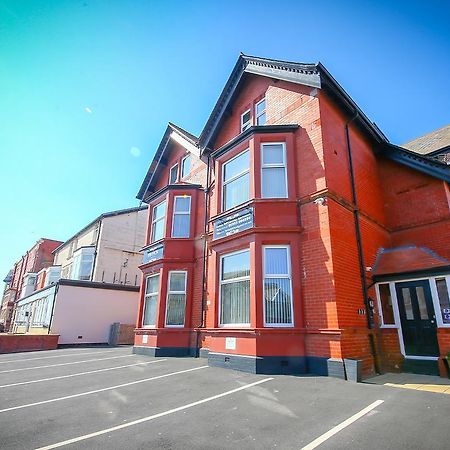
[
  {"xmin": 143, "ymin": 243, "xmax": 164, "ymax": 264},
  {"xmin": 214, "ymin": 207, "xmax": 254, "ymax": 240}
]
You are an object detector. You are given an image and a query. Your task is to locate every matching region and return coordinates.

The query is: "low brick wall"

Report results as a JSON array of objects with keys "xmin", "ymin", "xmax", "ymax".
[{"xmin": 0, "ymin": 334, "xmax": 59, "ymax": 353}]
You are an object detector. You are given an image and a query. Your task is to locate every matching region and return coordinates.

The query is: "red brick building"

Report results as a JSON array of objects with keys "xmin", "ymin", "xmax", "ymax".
[
  {"xmin": 1, "ymin": 238, "xmax": 62, "ymax": 331},
  {"xmin": 133, "ymin": 55, "xmax": 450, "ymax": 378}
]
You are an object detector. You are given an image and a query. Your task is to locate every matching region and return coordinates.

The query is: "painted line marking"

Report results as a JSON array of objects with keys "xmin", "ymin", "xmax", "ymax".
[
  {"xmin": 35, "ymin": 377, "xmax": 273, "ymax": 450},
  {"xmin": 0, "ymin": 354, "xmax": 135, "ymax": 374},
  {"xmin": 300, "ymin": 399, "xmax": 384, "ymax": 450},
  {"xmin": 0, "ymin": 359, "xmax": 167, "ymax": 388},
  {"xmin": 0, "ymin": 350, "xmax": 120, "ymax": 365},
  {"xmin": 0, "ymin": 365, "xmax": 209, "ymax": 414}
]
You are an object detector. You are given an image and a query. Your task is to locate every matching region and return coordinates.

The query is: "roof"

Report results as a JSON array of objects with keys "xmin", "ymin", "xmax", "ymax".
[
  {"xmin": 372, "ymin": 246, "xmax": 450, "ymax": 278},
  {"xmin": 52, "ymin": 205, "xmax": 148, "ymax": 254},
  {"xmin": 402, "ymin": 124, "xmax": 450, "ymax": 155},
  {"xmin": 137, "ymin": 123, "xmax": 199, "ymax": 201},
  {"xmin": 198, "ymin": 53, "xmax": 388, "ymax": 151}
]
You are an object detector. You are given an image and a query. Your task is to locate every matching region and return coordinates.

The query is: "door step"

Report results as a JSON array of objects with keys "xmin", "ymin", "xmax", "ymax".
[{"xmin": 402, "ymin": 358, "xmax": 439, "ymax": 376}]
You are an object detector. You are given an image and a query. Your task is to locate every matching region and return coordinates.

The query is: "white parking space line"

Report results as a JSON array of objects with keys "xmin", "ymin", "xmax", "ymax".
[
  {"xmin": 0, "ymin": 350, "xmax": 119, "ymax": 364},
  {"xmin": 300, "ymin": 399, "xmax": 384, "ymax": 450},
  {"xmin": 0, "ymin": 354, "xmax": 134, "ymax": 374},
  {"xmin": 35, "ymin": 377, "xmax": 273, "ymax": 450},
  {"xmin": 0, "ymin": 365, "xmax": 209, "ymax": 414},
  {"xmin": 0, "ymin": 359, "xmax": 167, "ymax": 388}
]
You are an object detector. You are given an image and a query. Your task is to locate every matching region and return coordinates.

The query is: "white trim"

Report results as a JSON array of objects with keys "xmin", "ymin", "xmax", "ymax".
[
  {"xmin": 218, "ymin": 248, "xmax": 251, "ymax": 327},
  {"xmin": 240, "ymin": 109, "xmax": 251, "ymax": 132},
  {"xmin": 181, "ymin": 154, "xmax": 191, "ymax": 179},
  {"xmin": 222, "ymin": 149, "xmax": 250, "ymax": 212},
  {"xmin": 255, "ymin": 98, "xmax": 266, "ymax": 126},
  {"xmin": 142, "ymin": 273, "xmax": 160, "ymax": 328},
  {"xmin": 170, "ymin": 131, "xmax": 199, "ymax": 156},
  {"xmin": 150, "ymin": 200, "xmax": 167, "ymax": 243},
  {"xmin": 404, "ymin": 355, "xmax": 439, "ymax": 361},
  {"xmin": 171, "ymin": 195, "xmax": 191, "ymax": 238},
  {"xmin": 374, "ymin": 282, "xmax": 397, "ymax": 328},
  {"xmin": 169, "ymin": 163, "xmax": 178, "ymax": 184},
  {"xmin": 262, "ymin": 245, "xmax": 294, "ymax": 327},
  {"xmin": 165, "ymin": 270, "xmax": 187, "ymax": 327},
  {"xmin": 261, "ymin": 142, "xmax": 288, "ymax": 199}
]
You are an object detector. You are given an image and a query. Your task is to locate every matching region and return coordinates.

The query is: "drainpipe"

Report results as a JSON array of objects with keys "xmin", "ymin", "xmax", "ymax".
[
  {"xmin": 345, "ymin": 112, "xmax": 380, "ymax": 374},
  {"xmin": 197, "ymin": 154, "xmax": 212, "ymax": 356},
  {"xmin": 47, "ymin": 282, "xmax": 60, "ymax": 335},
  {"xmin": 89, "ymin": 220, "xmax": 102, "ymax": 282}
]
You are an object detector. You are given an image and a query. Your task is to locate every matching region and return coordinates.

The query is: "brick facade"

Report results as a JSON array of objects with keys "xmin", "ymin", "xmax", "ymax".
[{"xmin": 134, "ymin": 55, "xmax": 450, "ymax": 378}]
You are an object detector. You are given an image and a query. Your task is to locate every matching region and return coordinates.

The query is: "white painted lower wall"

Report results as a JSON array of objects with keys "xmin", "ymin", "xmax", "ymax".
[{"xmin": 51, "ymin": 284, "xmax": 139, "ymax": 345}]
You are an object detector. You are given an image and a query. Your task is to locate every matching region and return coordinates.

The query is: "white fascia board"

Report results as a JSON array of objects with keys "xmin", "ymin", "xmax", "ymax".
[{"xmin": 170, "ymin": 131, "xmax": 200, "ymax": 157}]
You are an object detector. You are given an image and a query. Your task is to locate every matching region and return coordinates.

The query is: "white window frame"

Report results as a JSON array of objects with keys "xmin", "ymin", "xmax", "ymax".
[
  {"xmin": 255, "ymin": 98, "xmax": 266, "ymax": 125},
  {"xmin": 142, "ymin": 273, "xmax": 160, "ymax": 328},
  {"xmin": 150, "ymin": 200, "xmax": 166, "ymax": 243},
  {"xmin": 219, "ymin": 248, "xmax": 251, "ymax": 328},
  {"xmin": 181, "ymin": 154, "xmax": 191, "ymax": 179},
  {"xmin": 171, "ymin": 196, "xmax": 191, "ymax": 238},
  {"xmin": 240, "ymin": 109, "xmax": 251, "ymax": 132},
  {"xmin": 222, "ymin": 149, "xmax": 250, "ymax": 212},
  {"xmin": 375, "ymin": 274, "xmax": 450, "ymax": 360},
  {"xmin": 261, "ymin": 142, "xmax": 288, "ymax": 198},
  {"xmin": 375, "ymin": 282, "xmax": 397, "ymax": 329},
  {"xmin": 169, "ymin": 164, "xmax": 178, "ymax": 184},
  {"xmin": 263, "ymin": 245, "xmax": 294, "ymax": 327},
  {"xmin": 165, "ymin": 270, "xmax": 187, "ymax": 327}
]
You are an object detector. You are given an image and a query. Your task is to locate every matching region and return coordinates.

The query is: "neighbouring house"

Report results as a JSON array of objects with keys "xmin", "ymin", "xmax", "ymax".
[
  {"xmin": 0, "ymin": 238, "xmax": 63, "ymax": 331},
  {"xmin": 133, "ymin": 54, "xmax": 450, "ymax": 379},
  {"xmin": 10, "ymin": 206, "xmax": 147, "ymax": 345},
  {"xmin": 402, "ymin": 124, "xmax": 450, "ymax": 165}
]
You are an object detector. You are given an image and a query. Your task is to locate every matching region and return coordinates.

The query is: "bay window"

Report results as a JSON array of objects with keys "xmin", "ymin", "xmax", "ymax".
[
  {"xmin": 171, "ymin": 196, "xmax": 191, "ymax": 238},
  {"xmin": 165, "ymin": 271, "xmax": 187, "ymax": 326},
  {"xmin": 222, "ymin": 150, "xmax": 250, "ymax": 211},
  {"xmin": 263, "ymin": 246, "xmax": 293, "ymax": 326},
  {"xmin": 70, "ymin": 247, "xmax": 95, "ymax": 281},
  {"xmin": 220, "ymin": 249, "xmax": 250, "ymax": 326},
  {"xmin": 143, "ymin": 274, "xmax": 159, "ymax": 327},
  {"xmin": 255, "ymin": 98, "xmax": 266, "ymax": 125},
  {"xmin": 151, "ymin": 201, "xmax": 166, "ymax": 242},
  {"xmin": 261, "ymin": 143, "xmax": 288, "ymax": 198}
]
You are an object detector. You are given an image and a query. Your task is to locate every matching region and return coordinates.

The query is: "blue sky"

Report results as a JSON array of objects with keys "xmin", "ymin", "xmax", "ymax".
[{"xmin": 1, "ymin": 0, "xmax": 449, "ymax": 279}]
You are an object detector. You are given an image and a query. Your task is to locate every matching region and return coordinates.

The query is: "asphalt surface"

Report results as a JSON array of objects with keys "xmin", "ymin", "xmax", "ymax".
[{"xmin": 0, "ymin": 346, "xmax": 449, "ymax": 450}]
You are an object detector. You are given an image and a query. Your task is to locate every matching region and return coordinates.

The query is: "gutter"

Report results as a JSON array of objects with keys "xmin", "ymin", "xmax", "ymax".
[{"xmin": 344, "ymin": 111, "xmax": 380, "ymax": 374}]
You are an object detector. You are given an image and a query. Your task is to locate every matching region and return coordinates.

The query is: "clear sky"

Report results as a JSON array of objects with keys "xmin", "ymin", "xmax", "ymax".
[{"xmin": 1, "ymin": 0, "xmax": 449, "ymax": 279}]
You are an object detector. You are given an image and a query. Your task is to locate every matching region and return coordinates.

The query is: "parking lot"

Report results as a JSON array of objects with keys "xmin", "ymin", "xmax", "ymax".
[{"xmin": 0, "ymin": 346, "xmax": 449, "ymax": 450}]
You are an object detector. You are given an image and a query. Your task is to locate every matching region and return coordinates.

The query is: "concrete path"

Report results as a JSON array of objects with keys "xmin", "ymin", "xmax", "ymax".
[{"xmin": 366, "ymin": 372, "xmax": 450, "ymax": 394}]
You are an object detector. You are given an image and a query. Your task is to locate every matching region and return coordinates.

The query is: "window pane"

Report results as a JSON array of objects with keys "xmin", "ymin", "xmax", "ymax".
[
  {"xmin": 222, "ymin": 251, "xmax": 250, "ymax": 281},
  {"xmin": 169, "ymin": 272, "xmax": 186, "ymax": 292},
  {"xmin": 436, "ymin": 278, "xmax": 450, "ymax": 324},
  {"xmin": 174, "ymin": 196, "xmax": 190, "ymax": 213},
  {"xmin": 181, "ymin": 155, "xmax": 191, "ymax": 178},
  {"xmin": 224, "ymin": 173, "xmax": 250, "ymax": 210},
  {"xmin": 151, "ymin": 219, "xmax": 165, "ymax": 242},
  {"xmin": 166, "ymin": 294, "xmax": 186, "ymax": 326},
  {"xmin": 170, "ymin": 165, "xmax": 178, "ymax": 184},
  {"xmin": 256, "ymin": 112, "xmax": 266, "ymax": 126},
  {"xmin": 241, "ymin": 110, "xmax": 251, "ymax": 131},
  {"xmin": 262, "ymin": 167, "xmax": 287, "ymax": 198},
  {"xmin": 402, "ymin": 288, "xmax": 414, "ymax": 320},
  {"xmin": 256, "ymin": 99, "xmax": 266, "ymax": 116},
  {"xmin": 262, "ymin": 144, "xmax": 284, "ymax": 164},
  {"xmin": 143, "ymin": 297, "xmax": 157, "ymax": 326},
  {"xmin": 153, "ymin": 202, "xmax": 166, "ymax": 220},
  {"xmin": 265, "ymin": 248, "xmax": 288, "ymax": 275},
  {"xmin": 79, "ymin": 256, "xmax": 93, "ymax": 280},
  {"xmin": 220, "ymin": 280, "xmax": 250, "ymax": 324},
  {"xmin": 379, "ymin": 284, "xmax": 394, "ymax": 325},
  {"xmin": 264, "ymin": 278, "xmax": 292, "ymax": 324},
  {"xmin": 146, "ymin": 275, "xmax": 159, "ymax": 294},
  {"xmin": 172, "ymin": 215, "xmax": 190, "ymax": 238},
  {"xmin": 416, "ymin": 287, "xmax": 429, "ymax": 320},
  {"xmin": 223, "ymin": 151, "xmax": 249, "ymax": 182}
]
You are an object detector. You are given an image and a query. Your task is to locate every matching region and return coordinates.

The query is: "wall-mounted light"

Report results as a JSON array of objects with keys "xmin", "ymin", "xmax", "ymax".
[{"xmin": 314, "ymin": 197, "xmax": 327, "ymax": 206}]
